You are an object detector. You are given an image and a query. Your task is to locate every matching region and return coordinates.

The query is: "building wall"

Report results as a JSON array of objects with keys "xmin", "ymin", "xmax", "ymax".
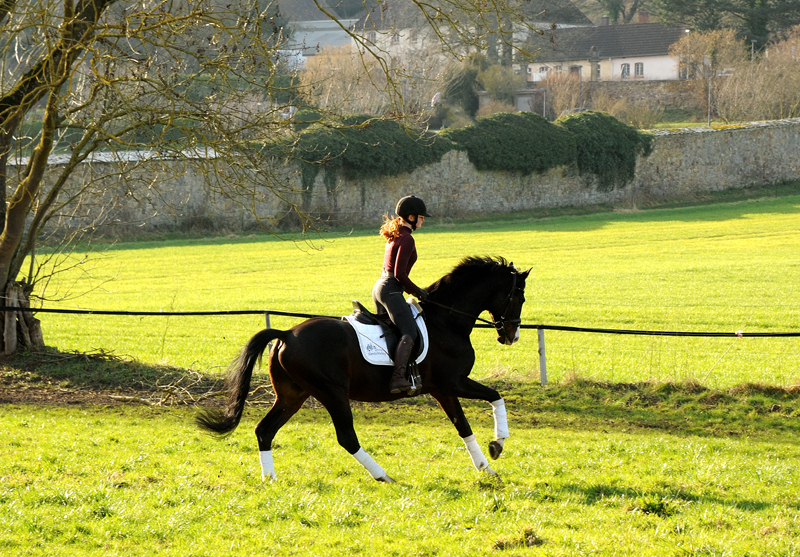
[{"xmin": 17, "ymin": 118, "xmax": 800, "ymax": 235}]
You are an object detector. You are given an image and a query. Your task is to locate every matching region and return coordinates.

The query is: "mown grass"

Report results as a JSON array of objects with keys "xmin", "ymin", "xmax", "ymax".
[
  {"xmin": 1, "ymin": 389, "xmax": 799, "ymax": 556},
  {"xmin": 29, "ymin": 184, "xmax": 800, "ymax": 388}
]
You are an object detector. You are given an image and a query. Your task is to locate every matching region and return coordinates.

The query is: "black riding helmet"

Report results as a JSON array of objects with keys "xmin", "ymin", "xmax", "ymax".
[{"xmin": 396, "ymin": 196, "xmax": 432, "ymax": 229}]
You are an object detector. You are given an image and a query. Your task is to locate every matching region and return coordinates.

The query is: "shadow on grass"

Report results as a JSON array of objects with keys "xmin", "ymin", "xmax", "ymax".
[
  {"xmin": 494, "ymin": 376, "xmax": 800, "ymax": 442},
  {"xmin": 3, "ymin": 350, "xmax": 799, "ymax": 443}
]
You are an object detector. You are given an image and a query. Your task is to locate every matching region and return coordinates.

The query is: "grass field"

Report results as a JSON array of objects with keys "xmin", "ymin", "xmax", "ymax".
[
  {"xmin": 4, "ymin": 188, "xmax": 800, "ymax": 556},
  {"xmin": 2, "ymin": 380, "xmax": 800, "ymax": 557},
  {"xmin": 33, "ymin": 186, "xmax": 800, "ymax": 388}
]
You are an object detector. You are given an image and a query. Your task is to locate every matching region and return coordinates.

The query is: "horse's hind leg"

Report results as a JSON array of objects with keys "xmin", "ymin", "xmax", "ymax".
[
  {"xmin": 313, "ymin": 390, "xmax": 395, "ymax": 483},
  {"xmin": 255, "ymin": 364, "xmax": 308, "ymax": 481}
]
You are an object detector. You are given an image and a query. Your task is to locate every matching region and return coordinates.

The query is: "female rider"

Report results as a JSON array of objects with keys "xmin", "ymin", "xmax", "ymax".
[{"xmin": 373, "ymin": 195, "xmax": 432, "ymax": 394}]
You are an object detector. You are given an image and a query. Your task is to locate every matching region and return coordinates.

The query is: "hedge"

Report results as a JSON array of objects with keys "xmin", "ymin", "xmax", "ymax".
[
  {"xmin": 556, "ymin": 111, "xmax": 654, "ymax": 190},
  {"xmin": 440, "ymin": 112, "xmax": 576, "ymax": 175}
]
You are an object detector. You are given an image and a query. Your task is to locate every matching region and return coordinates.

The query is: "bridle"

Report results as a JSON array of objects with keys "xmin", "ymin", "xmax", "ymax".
[{"xmin": 425, "ymin": 270, "xmax": 523, "ymax": 335}]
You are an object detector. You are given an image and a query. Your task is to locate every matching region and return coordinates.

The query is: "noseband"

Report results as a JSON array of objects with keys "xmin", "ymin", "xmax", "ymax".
[{"xmin": 490, "ymin": 271, "xmax": 523, "ymax": 336}]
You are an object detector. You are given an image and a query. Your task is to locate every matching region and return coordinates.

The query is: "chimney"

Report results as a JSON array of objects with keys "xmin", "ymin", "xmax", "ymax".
[
  {"xmin": 601, "ymin": 15, "xmax": 610, "ymax": 26},
  {"xmin": 638, "ymin": 11, "xmax": 650, "ymax": 24}
]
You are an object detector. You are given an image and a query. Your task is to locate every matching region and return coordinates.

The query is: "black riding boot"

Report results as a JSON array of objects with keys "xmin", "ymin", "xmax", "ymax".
[{"xmin": 389, "ymin": 334, "xmax": 414, "ymax": 394}]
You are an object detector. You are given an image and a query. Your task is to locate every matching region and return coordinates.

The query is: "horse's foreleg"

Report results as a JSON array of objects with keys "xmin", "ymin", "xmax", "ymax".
[
  {"xmin": 488, "ymin": 399, "xmax": 509, "ymax": 459},
  {"xmin": 433, "ymin": 394, "xmax": 497, "ymax": 476},
  {"xmin": 438, "ymin": 378, "xmax": 509, "ymax": 460}
]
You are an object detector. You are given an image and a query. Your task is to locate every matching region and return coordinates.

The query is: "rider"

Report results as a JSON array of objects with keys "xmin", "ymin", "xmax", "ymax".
[{"xmin": 373, "ymin": 195, "xmax": 432, "ymax": 394}]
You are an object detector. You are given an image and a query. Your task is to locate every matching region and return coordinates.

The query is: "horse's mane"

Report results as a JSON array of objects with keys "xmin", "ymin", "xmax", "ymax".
[{"xmin": 427, "ymin": 256, "xmax": 516, "ymax": 302}]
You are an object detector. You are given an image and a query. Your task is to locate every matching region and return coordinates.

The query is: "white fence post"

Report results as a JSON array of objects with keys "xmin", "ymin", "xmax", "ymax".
[{"xmin": 537, "ymin": 328, "xmax": 547, "ymax": 386}]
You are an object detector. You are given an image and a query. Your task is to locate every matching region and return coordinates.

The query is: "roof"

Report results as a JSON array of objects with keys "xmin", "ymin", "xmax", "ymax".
[
  {"xmin": 354, "ymin": 0, "xmax": 591, "ymax": 32},
  {"xmin": 529, "ymin": 23, "xmax": 689, "ymax": 62},
  {"xmin": 276, "ymin": 0, "xmax": 342, "ymax": 22}
]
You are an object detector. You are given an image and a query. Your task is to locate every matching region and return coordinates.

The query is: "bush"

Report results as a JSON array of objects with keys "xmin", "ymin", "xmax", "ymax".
[
  {"xmin": 292, "ymin": 108, "xmax": 323, "ymax": 131},
  {"xmin": 293, "ymin": 115, "xmax": 455, "ymax": 187},
  {"xmin": 441, "ymin": 112, "xmax": 576, "ymax": 175},
  {"xmin": 556, "ymin": 111, "xmax": 653, "ymax": 190}
]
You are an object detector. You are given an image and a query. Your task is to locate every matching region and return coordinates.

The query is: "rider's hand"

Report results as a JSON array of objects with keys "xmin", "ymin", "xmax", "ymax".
[{"xmin": 417, "ymin": 288, "xmax": 429, "ymax": 303}]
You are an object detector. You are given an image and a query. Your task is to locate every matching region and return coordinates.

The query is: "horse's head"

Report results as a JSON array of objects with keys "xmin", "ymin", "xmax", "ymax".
[{"xmin": 488, "ymin": 263, "xmax": 530, "ymax": 346}]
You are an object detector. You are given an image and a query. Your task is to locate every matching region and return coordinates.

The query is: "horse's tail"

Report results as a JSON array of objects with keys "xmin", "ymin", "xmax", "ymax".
[{"xmin": 195, "ymin": 328, "xmax": 286, "ymax": 436}]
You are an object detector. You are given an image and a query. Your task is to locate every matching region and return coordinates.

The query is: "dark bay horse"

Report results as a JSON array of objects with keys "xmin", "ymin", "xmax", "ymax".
[{"xmin": 197, "ymin": 256, "xmax": 529, "ymax": 482}]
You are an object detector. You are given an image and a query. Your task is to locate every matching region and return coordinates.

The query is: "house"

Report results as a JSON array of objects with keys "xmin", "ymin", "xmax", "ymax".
[
  {"xmin": 278, "ymin": 0, "xmax": 362, "ymax": 58},
  {"xmin": 350, "ymin": 0, "xmax": 593, "ymax": 58},
  {"xmin": 524, "ymin": 16, "xmax": 690, "ymax": 82}
]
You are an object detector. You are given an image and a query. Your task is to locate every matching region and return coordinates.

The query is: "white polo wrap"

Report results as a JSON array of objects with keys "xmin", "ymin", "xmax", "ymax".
[
  {"xmin": 352, "ymin": 448, "xmax": 386, "ymax": 480},
  {"xmin": 259, "ymin": 450, "xmax": 275, "ymax": 480},
  {"xmin": 491, "ymin": 398, "xmax": 509, "ymax": 440},
  {"xmin": 462, "ymin": 434, "xmax": 489, "ymax": 471}
]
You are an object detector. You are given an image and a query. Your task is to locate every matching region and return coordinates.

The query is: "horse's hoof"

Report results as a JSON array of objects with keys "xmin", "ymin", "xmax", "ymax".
[
  {"xmin": 377, "ymin": 475, "xmax": 396, "ymax": 484},
  {"xmin": 483, "ymin": 466, "xmax": 498, "ymax": 477},
  {"xmin": 488, "ymin": 440, "xmax": 504, "ymax": 460}
]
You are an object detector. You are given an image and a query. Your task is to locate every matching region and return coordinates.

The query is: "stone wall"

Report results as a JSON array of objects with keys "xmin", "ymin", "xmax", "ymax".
[
  {"xmin": 585, "ymin": 80, "xmax": 702, "ymax": 111},
  {"xmin": 13, "ymin": 118, "xmax": 800, "ymax": 235}
]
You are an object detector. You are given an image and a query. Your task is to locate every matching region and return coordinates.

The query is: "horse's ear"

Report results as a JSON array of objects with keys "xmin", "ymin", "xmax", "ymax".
[{"xmin": 522, "ymin": 268, "xmax": 531, "ymax": 278}]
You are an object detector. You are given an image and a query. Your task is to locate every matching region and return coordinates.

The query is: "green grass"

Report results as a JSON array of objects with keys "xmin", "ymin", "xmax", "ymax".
[
  {"xmin": 1, "ymin": 386, "xmax": 799, "ymax": 556},
  {"xmin": 30, "ymin": 186, "xmax": 800, "ymax": 389}
]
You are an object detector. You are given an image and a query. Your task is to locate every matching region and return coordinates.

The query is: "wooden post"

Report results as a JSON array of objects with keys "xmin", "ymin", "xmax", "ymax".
[
  {"xmin": 537, "ymin": 328, "xmax": 547, "ymax": 386},
  {"xmin": 265, "ymin": 312, "xmax": 273, "ymax": 350}
]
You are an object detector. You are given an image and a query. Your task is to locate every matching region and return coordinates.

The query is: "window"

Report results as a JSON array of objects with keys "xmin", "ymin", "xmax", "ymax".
[
  {"xmin": 635, "ymin": 62, "xmax": 644, "ymax": 77},
  {"xmin": 555, "ymin": 66, "xmax": 562, "ymax": 73},
  {"xmin": 367, "ymin": 31, "xmax": 376, "ymax": 42},
  {"xmin": 620, "ymin": 63, "xmax": 630, "ymax": 78},
  {"xmin": 569, "ymin": 65, "xmax": 582, "ymax": 75},
  {"xmin": 596, "ymin": 65, "xmax": 601, "ymax": 80},
  {"xmin": 539, "ymin": 66, "xmax": 549, "ymax": 73},
  {"xmin": 392, "ymin": 33, "xmax": 400, "ymax": 44}
]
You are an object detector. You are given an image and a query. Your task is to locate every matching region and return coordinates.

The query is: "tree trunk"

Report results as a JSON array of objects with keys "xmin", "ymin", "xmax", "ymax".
[{"xmin": 3, "ymin": 281, "xmax": 45, "ymax": 354}]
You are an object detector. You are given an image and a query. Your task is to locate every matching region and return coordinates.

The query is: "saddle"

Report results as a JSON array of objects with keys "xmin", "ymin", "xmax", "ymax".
[{"xmin": 342, "ymin": 299, "xmax": 428, "ymax": 367}]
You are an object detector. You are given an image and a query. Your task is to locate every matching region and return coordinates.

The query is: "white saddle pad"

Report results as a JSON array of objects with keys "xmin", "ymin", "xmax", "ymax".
[{"xmin": 343, "ymin": 300, "xmax": 429, "ymax": 366}]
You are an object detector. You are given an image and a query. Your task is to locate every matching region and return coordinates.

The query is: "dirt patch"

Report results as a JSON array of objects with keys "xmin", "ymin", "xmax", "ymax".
[{"xmin": 0, "ymin": 384, "xmax": 141, "ymax": 405}]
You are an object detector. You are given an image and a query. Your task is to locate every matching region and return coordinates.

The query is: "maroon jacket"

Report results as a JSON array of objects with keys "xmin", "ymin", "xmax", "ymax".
[{"xmin": 382, "ymin": 226, "xmax": 423, "ymax": 296}]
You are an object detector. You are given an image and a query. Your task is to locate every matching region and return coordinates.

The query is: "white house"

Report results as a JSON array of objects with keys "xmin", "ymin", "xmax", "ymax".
[{"xmin": 525, "ymin": 17, "xmax": 690, "ymax": 82}]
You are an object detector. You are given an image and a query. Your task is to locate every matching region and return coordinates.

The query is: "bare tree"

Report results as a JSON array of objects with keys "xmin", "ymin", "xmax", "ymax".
[
  {"xmin": 542, "ymin": 70, "xmax": 582, "ymax": 118},
  {"xmin": 668, "ymin": 28, "xmax": 747, "ymax": 121},
  {"xmin": 0, "ymin": 0, "xmax": 538, "ymax": 353},
  {"xmin": 715, "ymin": 26, "xmax": 800, "ymax": 121}
]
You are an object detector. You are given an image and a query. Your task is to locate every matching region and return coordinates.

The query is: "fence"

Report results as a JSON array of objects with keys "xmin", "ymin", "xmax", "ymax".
[{"xmin": 4, "ymin": 306, "xmax": 799, "ymax": 386}]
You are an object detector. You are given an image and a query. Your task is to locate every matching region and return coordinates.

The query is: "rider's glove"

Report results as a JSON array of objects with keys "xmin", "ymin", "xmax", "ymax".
[{"xmin": 417, "ymin": 288, "xmax": 429, "ymax": 302}]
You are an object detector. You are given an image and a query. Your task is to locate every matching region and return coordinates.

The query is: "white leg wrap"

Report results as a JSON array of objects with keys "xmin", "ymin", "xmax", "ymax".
[
  {"xmin": 491, "ymin": 398, "xmax": 510, "ymax": 440},
  {"xmin": 462, "ymin": 434, "xmax": 490, "ymax": 471},
  {"xmin": 352, "ymin": 448, "xmax": 387, "ymax": 480},
  {"xmin": 259, "ymin": 450, "xmax": 276, "ymax": 481}
]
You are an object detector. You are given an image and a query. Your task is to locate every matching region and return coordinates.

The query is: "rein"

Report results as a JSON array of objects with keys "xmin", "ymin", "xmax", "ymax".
[{"xmin": 425, "ymin": 271, "xmax": 522, "ymax": 333}]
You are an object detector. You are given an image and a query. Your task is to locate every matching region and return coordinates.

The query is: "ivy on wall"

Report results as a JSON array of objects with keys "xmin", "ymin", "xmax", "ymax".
[
  {"xmin": 291, "ymin": 115, "xmax": 453, "ymax": 193},
  {"xmin": 279, "ymin": 111, "xmax": 652, "ymax": 195},
  {"xmin": 440, "ymin": 112, "xmax": 576, "ymax": 175},
  {"xmin": 556, "ymin": 111, "xmax": 654, "ymax": 191}
]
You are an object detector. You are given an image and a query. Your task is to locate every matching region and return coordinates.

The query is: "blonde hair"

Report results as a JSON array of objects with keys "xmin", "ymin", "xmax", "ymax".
[{"xmin": 379, "ymin": 215, "xmax": 405, "ymax": 240}]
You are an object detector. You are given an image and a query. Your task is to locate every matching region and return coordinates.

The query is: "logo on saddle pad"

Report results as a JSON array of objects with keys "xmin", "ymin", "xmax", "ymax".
[{"xmin": 343, "ymin": 300, "xmax": 428, "ymax": 366}]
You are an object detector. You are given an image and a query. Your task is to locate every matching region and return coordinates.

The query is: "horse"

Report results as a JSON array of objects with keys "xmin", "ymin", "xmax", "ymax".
[{"xmin": 196, "ymin": 256, "xmax": 530, "ymax": 482}]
